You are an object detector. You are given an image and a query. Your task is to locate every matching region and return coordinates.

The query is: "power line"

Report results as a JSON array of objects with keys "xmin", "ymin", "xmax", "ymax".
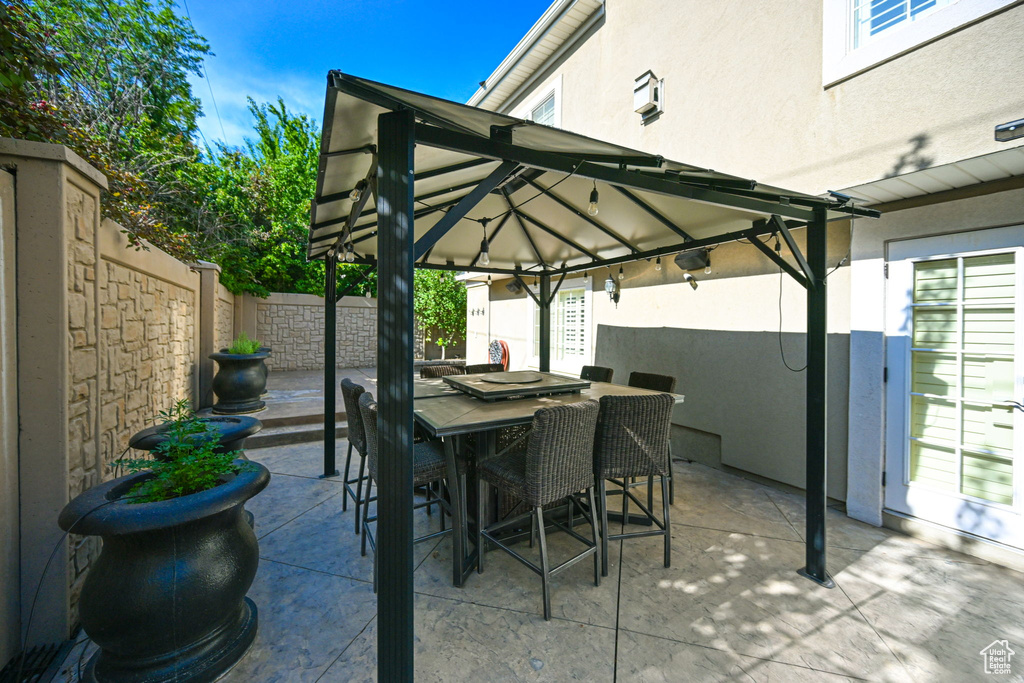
[{"xmin": 181, "ymin": 0, "xmax": 228, "ymax": 143}]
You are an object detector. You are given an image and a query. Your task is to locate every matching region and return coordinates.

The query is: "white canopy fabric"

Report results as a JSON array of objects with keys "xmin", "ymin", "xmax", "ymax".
[{"xmin": 308, "ymin": 72, "xmax": 871, "ymax": 272}]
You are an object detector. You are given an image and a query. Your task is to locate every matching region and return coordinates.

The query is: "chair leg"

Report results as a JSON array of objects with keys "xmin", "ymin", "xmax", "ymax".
[
  {"xmin": 587, "ymin": 486, "xmax": 601, "ymax": 587},
  {"xmin": 661, "ymin": 474, "xmax": 671, "ymax": 569},
  {"xmin": 647, "ymin": 475, "xmax": 654, "ymax": 511},
  {"xmin": 622, "ymin": 477, "xmax": 630, "ymax": 525},
  {"xmin": 342, "ymin": 442, "xmax": 353, "ymax": 512},
  {"xmin": 536, "ymin": 506, "xmax": 551, "ymax": 621},
  {"xmin": 598, "ymin": 478, "xmax": 610, "ymax": 578},
  {"xmin": 668, "ymin": 443, "xmax": 675, "ymax": 505},
  {"xmin": 361, "ymin": 475, "xmax": 373, "ymax": 557},
  {"xmin": 439, "ymin": 481, "xmax": 447, "ymax": 533},
  {"xmin": 476, "ymin": 477, "xmax": 486, "ymax": 574},
  {"xmin": 354, "ymin": 452, "xmax": 367, "ymax": 535}
]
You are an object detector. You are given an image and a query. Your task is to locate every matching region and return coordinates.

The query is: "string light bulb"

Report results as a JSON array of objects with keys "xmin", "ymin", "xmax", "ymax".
[
  {"xmin": 587, "ymin": 181, "xmax": 599, "ymax": 216},
  {"xmin": 479, "ymin": 223, "xmax": 490, "ymax": 266},
  {"xmin": 344, "ymin": 243, "xmax": 356, "ymax": 263},
  {"xmin": 655, "ymin": 257, "xmax": 662, "ymax": 271},
  {"xmin": 617, "ymin": 266, "xmax": 624, "ymax": 281},
  {"xmin": 349, "ymin": 181, "xmax": 363, "ymax": 202}
]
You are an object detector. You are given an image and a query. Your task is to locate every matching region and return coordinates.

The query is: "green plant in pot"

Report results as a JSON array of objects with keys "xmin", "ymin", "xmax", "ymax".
[
  {"xmin": 211, "ymin": 332, "xmax": 269, "ymax": 414},
  {"xmin": 59, "ymin": 401, "xmax": 270, "ymax": 682}
]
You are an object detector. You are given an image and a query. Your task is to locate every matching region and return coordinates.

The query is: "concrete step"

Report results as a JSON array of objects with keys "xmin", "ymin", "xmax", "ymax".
[
  {"xmin": 245, "ymin": 420, "xmax": 348, "ymax": 449},
  {"xmin": 260, "ymin": 410, "xmax": 346, "ymax": 430}
]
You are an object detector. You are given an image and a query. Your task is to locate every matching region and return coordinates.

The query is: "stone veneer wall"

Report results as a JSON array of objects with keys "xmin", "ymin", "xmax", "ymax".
[
  {"xmin": 252, "ymin": 292, "xmax": 377, "ymax": 371},
  {"xmin": 215, "ymin": 283, "xmax": 235, "ymax": 352},
  {"xmin": 69, "ymin": 219, "xmax": 201, "ymax": 611}
]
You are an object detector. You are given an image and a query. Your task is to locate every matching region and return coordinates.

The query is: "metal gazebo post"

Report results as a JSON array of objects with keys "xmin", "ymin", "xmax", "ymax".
[
  {"xmin": 799, "ymin": 206, "xmax": 834, "ymax": 587},
  {"xmin": 376, "ymin": 108, "xmax": 417, "ymax": 680},
  {"xmin": 322, "ymin": 250, "xmax": 339, "ymax": 479},
  {"xmin": 538, "ymin": 273, "xmax": 551, "ymax": 372}
]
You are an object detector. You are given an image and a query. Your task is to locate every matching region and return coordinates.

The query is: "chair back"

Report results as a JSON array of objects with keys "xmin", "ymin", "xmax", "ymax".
[
  {"xmin": 593, "ymin": 393, "xmax": 674, "ymax": 479},
  {"xmin": 627, "ymin": 371, "xmax": 676, "ymax": 393},
  {"xmin": 357, "ymin": 393, "xmax": 379, "ymax": 481},
  {"xmin": 464, "ymin": 363, "xmax": 505, "ymax": 374},
  {"xmin": 420, "ymin": 364, "xmax": 466, "ymax": 379},
  {"xmin": 580, "ymin": 365, "xmax": 614, "ymax": 383},
  {"xmin": 522, "ymin": 401, "xmax": 600, "ymax": 506},
  {"xmin": 340, "ymin": 378, "xmax": 367, "ymax": 455}
]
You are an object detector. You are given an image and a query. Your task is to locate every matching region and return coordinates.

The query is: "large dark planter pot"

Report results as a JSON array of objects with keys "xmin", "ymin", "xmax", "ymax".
[
  {"xmin": 58, "ymin": 461, "xmax": 270, "ymax": 683},
  {"xmin": 258, "ymin": 347, "xmax": 271, "ymax": 397},
  {"xmin": 128, "ymin": 416, "xmax": 262, "ymax": 457},
  {"xmin": 210, "ymin": 350, "xmax": 269, "ymax": 414}
]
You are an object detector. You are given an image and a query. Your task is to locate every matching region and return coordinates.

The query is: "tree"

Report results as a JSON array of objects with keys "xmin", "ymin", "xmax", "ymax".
[{"xmin": 413, "ymin": 270, "xmax": 466, "ymax": 359}]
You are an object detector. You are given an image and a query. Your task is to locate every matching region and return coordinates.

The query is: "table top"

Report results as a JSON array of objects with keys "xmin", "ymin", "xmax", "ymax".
[
  {"xmin": 442, "ymin": 371, "xmax": 590, "ymax": 401},
  {"xmin": 413, "ymin": 378, "xmax": 459, "ymax": 399},
  {"xmin": 414, "ymin": 381, "xmax": 685, "ymax": 437}
]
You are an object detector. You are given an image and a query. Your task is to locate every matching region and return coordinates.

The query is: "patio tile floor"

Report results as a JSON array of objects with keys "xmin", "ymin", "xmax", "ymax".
[{"xmin": 58, "ymin": 440, "xmax": 1024, "ymax": 682}]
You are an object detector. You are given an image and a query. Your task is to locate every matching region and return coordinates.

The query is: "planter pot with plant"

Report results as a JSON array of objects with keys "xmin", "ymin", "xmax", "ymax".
[
  {"xmin": 211, "ymin": 333, "xmax": 269, "ymax": 414},
  {"xmin": 129, "ymin": 413, "xmax": 262, "ymax": 456},
  {"xmin": 59, "ymin": 401, "xmax": 270, "ymax": 683}
]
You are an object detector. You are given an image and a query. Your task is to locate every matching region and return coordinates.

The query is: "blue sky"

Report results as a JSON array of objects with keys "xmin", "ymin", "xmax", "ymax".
[{"xmin": 180, "ymin": 0, "xmax": 554, "ymax": 148}]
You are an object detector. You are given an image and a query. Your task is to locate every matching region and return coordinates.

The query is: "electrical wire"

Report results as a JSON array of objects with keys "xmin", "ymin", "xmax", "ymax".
[
  {"xmin": 181, "ymin": 0, "xmax": 228, "ymax": 143},
  {"xmin": 776, "ymin": 235, "xmax": 806, "ymax": 373}
]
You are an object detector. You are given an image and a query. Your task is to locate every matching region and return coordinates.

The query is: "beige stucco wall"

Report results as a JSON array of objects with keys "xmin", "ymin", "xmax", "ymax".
[
  {"xmin": 252, "ymin": 292, "xmax": 378, "ymax": 370},
  {"xmin": 216, "ymin": 283, "xmax": 236, "ymax": 353},
  {"xmin": 500, "ymin": 0, "xmax": 1024, "ymax": 194}
]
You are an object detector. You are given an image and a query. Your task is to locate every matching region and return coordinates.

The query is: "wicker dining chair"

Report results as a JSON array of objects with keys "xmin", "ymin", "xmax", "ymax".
[
  {"xmin": 627, "ymin": 371, "xmax": 678, "ymax": 505},
  {"xmin": 593, "ymin": 393, "xmax": 675, "ymax": 576},
  {"xmin": 476, "ymin": 401, "xmax": 601, "ymax": 620},
  {"xmin": 580, "ymin": 365, "xmax": 614, "ymax": 383},
  {"xmin": 464, "ymin": 363, "xmax": 505, "ymax": 374},
  {"xmin": 340, "ymin": 378, "xmax": 371, "ymax": 534},
  {"xmin": 358, "ymin": 393, "xmax": 451, "ymax": 592},
  {"xmin": 419, "ymin": 364, "xmax": 466, "ymax": 379}
]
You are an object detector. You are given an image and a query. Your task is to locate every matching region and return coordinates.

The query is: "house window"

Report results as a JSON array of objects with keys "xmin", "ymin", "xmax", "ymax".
[
  {"xmin": 851, "ymin": 0, "xmax": 953, "ymax": 49},
  {"xmin": 531, "ymin": 93, "xmax": 556, "ymax": 126},
  {"xmin": 822, "ymin": 0, "xmax": 1017, "ymax": 86},
  {"xmin": 529, "ymin": 279, "xmax": 591, "ymax": 374}
]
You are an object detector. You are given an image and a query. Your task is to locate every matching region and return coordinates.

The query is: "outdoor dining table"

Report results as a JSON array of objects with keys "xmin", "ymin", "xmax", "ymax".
[{"xmin": 412, "ymin": 372, "xmax": 685, "ymax": 587}]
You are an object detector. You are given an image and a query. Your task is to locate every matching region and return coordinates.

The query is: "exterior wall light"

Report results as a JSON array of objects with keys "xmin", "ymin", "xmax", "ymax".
[
  {"xmin": 634, "ymin": 70, "xmax": 664, "ymax": 121},
  {"xmin": 995, "ymin": 118, "xmax": 1024, "ymax": 142},
  {"xmin": 683, "ymin": 273, "xmax": 698, "ymax": 291},
  {"xmin": 604, "ymin": 272, "xmax": 620, "ymax": 306}
]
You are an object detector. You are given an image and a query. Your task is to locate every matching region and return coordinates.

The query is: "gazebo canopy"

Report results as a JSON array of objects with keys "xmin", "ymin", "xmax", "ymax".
[
  {"xmin": 307, "ymin": 72, "xmax": 876, "ymax": 272},
  {"xmin": 306, "ymin": 71, "xmax": 879, "ymax": 681}
]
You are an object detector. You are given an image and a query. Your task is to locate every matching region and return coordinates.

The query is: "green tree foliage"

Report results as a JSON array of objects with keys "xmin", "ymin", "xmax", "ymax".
[
  {"xmin": 413, "ymin": 270, "xmax": 466, "ymax": 358},
  {"xmin": 11, "ymin": 0, "xmax": 213, "ymax": 259},
  {"xmin": 2, "ymin": 0, "xmax": 372, "ymax": 297}
]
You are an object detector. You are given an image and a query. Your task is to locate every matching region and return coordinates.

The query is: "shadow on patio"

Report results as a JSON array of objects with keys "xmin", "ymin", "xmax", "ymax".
[{"xmin": 60, "ymin": 431, "xmax": 1024, "ymax": 682}]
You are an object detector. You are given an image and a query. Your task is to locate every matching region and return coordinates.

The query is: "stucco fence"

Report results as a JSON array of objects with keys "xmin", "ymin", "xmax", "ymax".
[{"xmin": 0, "ymin": 139, "xmax": 387, "ymax": 653}]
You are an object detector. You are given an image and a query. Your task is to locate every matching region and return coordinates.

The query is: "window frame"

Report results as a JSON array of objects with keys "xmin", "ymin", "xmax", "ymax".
[
  {"xmin": 822, "ymin": 0, "xmax": 1020, "ymax": 87},
  {"xmin": 511, "ymin": 75, "xmax": 563, "ymax": 129}
]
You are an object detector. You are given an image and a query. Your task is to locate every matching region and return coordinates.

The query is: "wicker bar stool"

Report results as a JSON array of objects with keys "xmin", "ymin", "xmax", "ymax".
[
  {"xmin": 464, "ymin": 363, "xmax": 505, "ymax": 374},
  {"xmin": 340, "ymin": 379, "xmax": 371, "ymax": 534},
  {"xmin": 593, "ymin": 393, "xmax": 674, "ymax": 575},
  {"xmin": 580, "ymin": 365, "xmax": 614, "ymax": 383},
  {"xmin": 358, "ymin": 393, "xmax": 451, "ymax": 592},
  {"xmin": 419, "ymin": 364, "xmax": 465, "ymax": 379},
  {"xmin": 476, "ymin": 401, "xmax": 601, "ymax": 620},
  {"xmin": 627, "ymin": 371, "xmax": 678, "ymax": 505}
]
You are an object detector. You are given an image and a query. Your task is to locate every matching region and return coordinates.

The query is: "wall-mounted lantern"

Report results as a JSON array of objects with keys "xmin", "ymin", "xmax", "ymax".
[{"xmin": 634, "ymin": 70, "xmax": 664, "ymax": 121}]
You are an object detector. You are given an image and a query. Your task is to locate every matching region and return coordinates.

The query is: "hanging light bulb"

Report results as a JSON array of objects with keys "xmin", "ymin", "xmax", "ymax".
[
  {"xmin": 587, "ymin": 181, "xmax": 599, "ymax": 216},
  {"xmin": 349, "ymin": 181, "xmax": 363, "ymax": 202},
  {"xmin": 344, "ymin": 243, "xmax": 356, "ymax": 263},
  {"xmin": 583, "ymin": 271, "xmax": 589, "ymax": 282},
  {"xmin": 479, "ymin": 222, "xmax": 490, "ymax": 266},
  {"xmin": 705, "ymin": 262, "xmax": 712, "ymax": 275},
  {"xmin": 487, "ymin": 274, "xmax": 492, "ymax": 285},
  {"xmin": 655, "ymin": 256, "xmax": 662, "ymax": 271},
  {"xmin": 617, "ymin": 266, "xmax": 624, "ymax": 281}
]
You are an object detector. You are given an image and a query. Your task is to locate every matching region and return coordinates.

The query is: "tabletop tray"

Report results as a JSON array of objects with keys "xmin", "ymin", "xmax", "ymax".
[{"xmin": 443, "ymin": 372, "xmax": 590, "ymax": 402}]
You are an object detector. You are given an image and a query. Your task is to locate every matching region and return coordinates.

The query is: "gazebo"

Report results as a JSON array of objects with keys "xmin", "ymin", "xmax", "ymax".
[{"xmin": 306, "ymin": 71, "xmax": 879, "ymax": 680}]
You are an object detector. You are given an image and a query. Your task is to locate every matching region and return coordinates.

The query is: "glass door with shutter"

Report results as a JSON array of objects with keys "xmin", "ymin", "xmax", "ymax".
[
  {"xmin": 886, "ymin": 233, "xmax": 1023, "ymax": 549},
  {"xmin": 529, "ymin": 280, "xmax": 592, "ymax": 376}
]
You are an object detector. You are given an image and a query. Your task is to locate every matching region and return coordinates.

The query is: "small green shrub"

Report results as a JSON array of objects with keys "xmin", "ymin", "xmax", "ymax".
[
  {"xmin": 227, "ymin": 332, "xmax": 261, "ymax": 355},
  {"xmin": 121, "ymin": 399, "xmax": 245, "ymax": 503}
]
